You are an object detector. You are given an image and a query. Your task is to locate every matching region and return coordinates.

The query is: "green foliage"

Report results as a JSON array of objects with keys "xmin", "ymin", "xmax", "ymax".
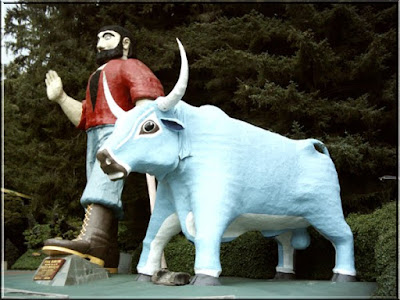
[
  {"xmin": 130, "ymin": 243, "xmax": 143, "ymax": 274},
  {"xmin": 220, "ymin": 232, "xmax": 277, "ymax": 279},
  {"xmin": 295, "ymin": 228, "xmax": 335, "ymax": 280},
  {"xmin": 4, "ymin": 193, "xmax": 32, "ymax": 254},
  {"xmin": 163, "ymin": 232, "xmax": 277, "ymax": 278},
  {"xmin": 11, "ymin": 249, "xmax": 47, "ymax": 270},
  {"xmin": 164, "ymin": 235, "xmax": 195, "ymax": 275},
  {"xmin": 23, "ymin": 224, "xmax": 53, "ymax": 249},
  {"xmin": 5, "ymin": 239, "xmax": 21, "ymax": 267},
  {"xmin": 119, "ymin": 172, "xmax": 151, "ymax": 252},
  {"xmin": 163, "ymin": 230, "xmax": 334, "ymax": 280},
  {"xmin": 22, "ymin": 219, "xmax": 81, "ymax": 249},
  {"xmin": 347, "ymin": 201, "xmax": 397, "ymax": 296},
  {"xmin": 375, "ymin": 227, "xmax": 397, "ymax": 297}
]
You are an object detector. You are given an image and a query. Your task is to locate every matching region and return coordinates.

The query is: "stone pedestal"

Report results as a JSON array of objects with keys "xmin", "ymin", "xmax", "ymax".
[{"xmin": 33, "ymin": 255, "xmax": 109, "ymax": 286}]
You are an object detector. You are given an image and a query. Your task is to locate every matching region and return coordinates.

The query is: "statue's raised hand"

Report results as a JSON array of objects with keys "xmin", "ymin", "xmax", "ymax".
[{"xmin": 45, "ymin": 70, "xmax": 66, "ymax": 103}]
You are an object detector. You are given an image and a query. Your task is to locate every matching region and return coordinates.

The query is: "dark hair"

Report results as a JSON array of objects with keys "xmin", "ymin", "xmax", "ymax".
[{"xmin": 98, "ymin": 25, "xmax": 135, "ymax": 58}]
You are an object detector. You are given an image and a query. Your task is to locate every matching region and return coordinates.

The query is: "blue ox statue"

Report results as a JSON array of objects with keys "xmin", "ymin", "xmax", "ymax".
[{"xmin": 97, "ymin": 39, "xmax": 357, "ymax": 286}]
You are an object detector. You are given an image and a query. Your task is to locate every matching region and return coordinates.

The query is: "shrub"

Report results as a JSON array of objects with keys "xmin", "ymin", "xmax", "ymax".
[
  {"xmin": 347, "ymin": 201, "xmax": 397, "ymax": 297},
  {"xmin": 163, "ymin": 232, "xmax": 278, "ymax": 278},
  {"xmin": 4, "ymin": 239, "xmax": 21, "ymax": 267},
  {"xmin": 163, "ymin": 230, "xmax": 331, "ymax": 280},
  {"xmin": 11, "ymin": 249, "xmax": 46, "ymax": 270},
  {"xmin": 23, "ymin": 224, "xmax": 53, "ymax": 249},
  {"xmin": 164, "ymin": 234, "xmax": 195, "ymax": 275}
]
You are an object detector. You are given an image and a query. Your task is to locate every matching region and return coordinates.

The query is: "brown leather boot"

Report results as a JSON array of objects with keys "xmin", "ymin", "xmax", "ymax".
[{"xmin": 42, "ymin": 204, "xmax": 120, "ymax": 273}]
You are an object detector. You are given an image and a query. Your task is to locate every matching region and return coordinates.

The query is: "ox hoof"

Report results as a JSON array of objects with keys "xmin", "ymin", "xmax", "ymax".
[
  {"xmin": 331, "ymin": 273, "xmax": 357, "ymax": 282},
  {"xmin": 136, "ymin": 273, "xmax": 152, "ymax": 282},
  {"xmin": 190, "ymin": 274, "xmax": 221, "ymax": 286},
  {"xmin": 274, "ymin": 272, "xmax": 296, "ymax": 280},
  {"xmin": 152, "ymin": 269, "xmax": 191, "ymax": 286}
]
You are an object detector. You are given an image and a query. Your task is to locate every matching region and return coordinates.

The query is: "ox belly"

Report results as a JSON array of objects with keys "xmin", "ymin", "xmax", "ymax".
[{"xmin": 184, "ymin": 212, "xmax": 310, "ymax": 242}]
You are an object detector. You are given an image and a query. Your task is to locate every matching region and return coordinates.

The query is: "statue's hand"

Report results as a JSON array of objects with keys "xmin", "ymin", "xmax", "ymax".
[{"xmin": 45, "ymin": 70, "xmax": 66, "ymax": 103}]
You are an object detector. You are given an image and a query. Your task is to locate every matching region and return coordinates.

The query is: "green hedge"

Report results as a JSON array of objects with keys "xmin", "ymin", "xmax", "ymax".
[
  {"xmin": 347, "ymin": 201, "xmax": 397, "ymax": 297},
  {"xmin": 163, "ymin": 232, "xmax": 278, "ymax": 279},
  {"xmin": 161, "ymin": 228, "xmax": 336, "ymax": 280},
  {"xmin": 11, "ymin": 249, "xmax": 47, "ymax": 270}
]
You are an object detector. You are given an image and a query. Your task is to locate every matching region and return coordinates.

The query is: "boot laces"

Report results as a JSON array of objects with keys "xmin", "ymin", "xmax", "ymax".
[{"xmin": 74, "ymin": 204, "xmax": 93, "ymax": 241}]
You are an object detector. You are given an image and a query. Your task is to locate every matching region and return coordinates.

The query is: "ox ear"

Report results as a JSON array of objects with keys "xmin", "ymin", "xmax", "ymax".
[{"xmin": 161, "ymin": 118, "xmax": 185, "ymax": 131}]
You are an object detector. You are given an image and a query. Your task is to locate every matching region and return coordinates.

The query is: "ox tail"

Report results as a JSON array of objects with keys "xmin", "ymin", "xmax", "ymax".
[{"xmin": 310, "ymin": 139, "xmax": 330, "ymax": 157}]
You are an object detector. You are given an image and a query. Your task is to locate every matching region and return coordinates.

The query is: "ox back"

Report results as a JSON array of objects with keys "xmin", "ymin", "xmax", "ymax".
[{"xmin": 164, "ymin": 101, "xmax": 342, "ymax": 242}]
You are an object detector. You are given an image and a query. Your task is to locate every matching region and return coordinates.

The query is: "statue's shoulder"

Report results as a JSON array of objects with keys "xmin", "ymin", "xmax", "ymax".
[
  {"xmin": 115, "ymin": 59, "xmax": 153, "ymax": 75},
  {"xmin": 122, "ymin": 58, "xmax": 148, "ymax": 68}
]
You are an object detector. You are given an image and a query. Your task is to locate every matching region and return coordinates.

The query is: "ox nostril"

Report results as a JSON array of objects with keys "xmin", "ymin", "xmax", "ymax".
[
  {"xmin": 96, "ymin": 149, "xmax": 109, "ymax": 164},
  {"xmin": 96, "ymin": 149, "xmax": 128, "ymax": 180}
]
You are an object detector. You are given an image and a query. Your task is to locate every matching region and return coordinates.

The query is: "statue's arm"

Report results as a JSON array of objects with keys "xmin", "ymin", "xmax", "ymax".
[{"xmin": 45, "ymin": 70, "xmax": 82, "ymax": 127}]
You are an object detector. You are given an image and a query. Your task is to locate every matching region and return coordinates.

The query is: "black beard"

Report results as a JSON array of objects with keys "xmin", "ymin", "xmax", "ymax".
[{"xmin": 96, "ymin": 44, "xmax": 124, "ymax": 66}]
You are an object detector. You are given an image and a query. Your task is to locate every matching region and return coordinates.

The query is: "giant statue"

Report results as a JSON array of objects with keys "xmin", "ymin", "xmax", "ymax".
[
  {"xmin": 96, "ymin": 39, "xmax": 357, "ymax": 286},
  {"xmin": 42, "ymin": 25, "xmax": 165, "ymax": 273}
]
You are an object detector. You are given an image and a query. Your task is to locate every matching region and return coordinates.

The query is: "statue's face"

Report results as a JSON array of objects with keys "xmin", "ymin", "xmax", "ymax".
[
  {"xmin": 97, "ymin": 30, "xmax": 121, "ymax": 52},
  {"xmin": 96, "ymin": 30, "xmax": 125, "ymax": 66}
]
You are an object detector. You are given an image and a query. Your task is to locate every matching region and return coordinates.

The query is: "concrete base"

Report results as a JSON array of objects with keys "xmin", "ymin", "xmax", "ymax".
[
  {"xmin": 4, "ymin": 271, "xmax": 378, "ymax": 299},
  {"xmin": 33, "ymin": 255, "xmax": 109, "ymax": 286}
]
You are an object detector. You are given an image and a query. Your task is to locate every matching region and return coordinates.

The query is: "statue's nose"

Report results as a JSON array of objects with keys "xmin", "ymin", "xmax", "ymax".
[{"xmin": 96, "ymin": 149, "xmax": 128, "ymax": 181}]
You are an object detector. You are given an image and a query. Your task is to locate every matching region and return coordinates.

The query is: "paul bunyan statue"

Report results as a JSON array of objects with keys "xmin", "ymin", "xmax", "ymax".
[
  {"xmin": 42, "ymin": 25, "xmax": 167, "ymax": 273},
  {"xmin": 96, "ymin": 39, "xmax": 357, "ymax": 285}
]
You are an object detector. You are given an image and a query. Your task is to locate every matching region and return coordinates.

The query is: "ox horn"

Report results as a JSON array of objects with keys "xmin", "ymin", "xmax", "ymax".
[
  {"xmin": 157, "ymin": 38, "xmax": 189, "ymax": 112},
  {"xmin": 103, "ymin": 72, "xmax": 126, "ymax": 119}
]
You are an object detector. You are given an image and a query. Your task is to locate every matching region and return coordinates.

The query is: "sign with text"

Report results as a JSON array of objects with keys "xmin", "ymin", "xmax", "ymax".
[{"xmin": 33, "ymin": 258, "xmax": 66, "ymax": 281}]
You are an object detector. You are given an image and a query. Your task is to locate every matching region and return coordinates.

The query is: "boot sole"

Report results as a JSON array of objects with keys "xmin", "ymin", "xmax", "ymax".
[{"xmin": 42, "ymin": 246, "xmax": 118, "ymax": 274}]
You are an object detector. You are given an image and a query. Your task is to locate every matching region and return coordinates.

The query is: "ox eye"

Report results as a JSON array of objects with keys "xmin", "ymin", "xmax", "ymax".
[{"xmin": 140, "ymin": 120, "xmax": 159, "ymax": 135}]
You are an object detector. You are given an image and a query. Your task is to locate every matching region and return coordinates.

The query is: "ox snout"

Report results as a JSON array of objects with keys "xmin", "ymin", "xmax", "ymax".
[{"xmin": 96, "ymin": 149, "xmax": 128, "ymax": 181}]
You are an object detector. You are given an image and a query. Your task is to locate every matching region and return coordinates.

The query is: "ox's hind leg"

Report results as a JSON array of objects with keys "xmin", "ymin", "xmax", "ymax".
[
  {"xmin": 274, "ymin": 231, "xmax": 296, "ymax": 279},
  {"xmin": 306, "ymin": 210, "xmax": 356, "ymax": 281},
  {"xmin": 274, "ymin": 229, "xmax": 310, "ymax": 280}
]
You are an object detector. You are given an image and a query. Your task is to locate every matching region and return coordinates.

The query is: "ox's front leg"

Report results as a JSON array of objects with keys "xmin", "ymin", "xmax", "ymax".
[
  {"xmin": 191, "ymin": 234, "xmax": 224, "ymax": 286},
  {"xmin": 190, "ymin": 205, "xmax": 231, "ymax": 286},
  {"xmin": 136, "ymin": 184, "xmax": 181, "ymax": 281}
]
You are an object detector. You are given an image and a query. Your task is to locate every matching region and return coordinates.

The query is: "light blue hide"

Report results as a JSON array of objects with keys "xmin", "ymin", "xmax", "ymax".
[{"xmin": 101, "ymin": 100, "xmax": 356, "ymax": 279}]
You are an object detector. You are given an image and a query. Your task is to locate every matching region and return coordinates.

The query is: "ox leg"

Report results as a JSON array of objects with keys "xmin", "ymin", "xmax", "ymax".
[
  {"xmin": 274, "ymin": 231, "xmax": 296, "ymax": 280},
  {"xmin": 190, "ymin": 217, "xmax": 228, "ymax": 286},
  {"xmin": 190, "ymin": 236, "xmax": 223, "ymax": 286},
  {"xmin": 136, "ymin": 185, "xmax": 181, "ymax": 280},
  {"xmin": 307, "ymin": 215, "xmax": 357, "ymax": 281},
  {"xmin": 146, "ymin": 174, "xmax": 167, "ymax": 269}
]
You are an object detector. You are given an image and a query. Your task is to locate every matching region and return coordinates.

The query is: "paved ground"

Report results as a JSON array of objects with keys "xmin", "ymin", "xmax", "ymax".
[{"xmin": 2, "ymin": 271, "xmax": 377, "ymax": 299}]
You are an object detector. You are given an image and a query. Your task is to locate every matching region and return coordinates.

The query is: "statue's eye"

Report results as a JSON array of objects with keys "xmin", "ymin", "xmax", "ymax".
[
  {"xmin": 140, "ymin": 120, "xmax": 159, "ymax": 135},
  {"xmin": 103, "ymin": 33, "xmax": 114, "ymax": 40}
]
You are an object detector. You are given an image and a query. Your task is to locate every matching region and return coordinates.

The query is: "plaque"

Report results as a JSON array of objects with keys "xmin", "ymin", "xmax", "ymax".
[{"xmin": 34, "ymin": 258, "xmax": 66, "ymax": 281}]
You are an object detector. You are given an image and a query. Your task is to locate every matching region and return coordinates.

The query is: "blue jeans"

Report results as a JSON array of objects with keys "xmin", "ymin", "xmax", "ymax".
[{"xmin": 80, "ymin": 125, "xmax": 124, "ymax": 219}]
